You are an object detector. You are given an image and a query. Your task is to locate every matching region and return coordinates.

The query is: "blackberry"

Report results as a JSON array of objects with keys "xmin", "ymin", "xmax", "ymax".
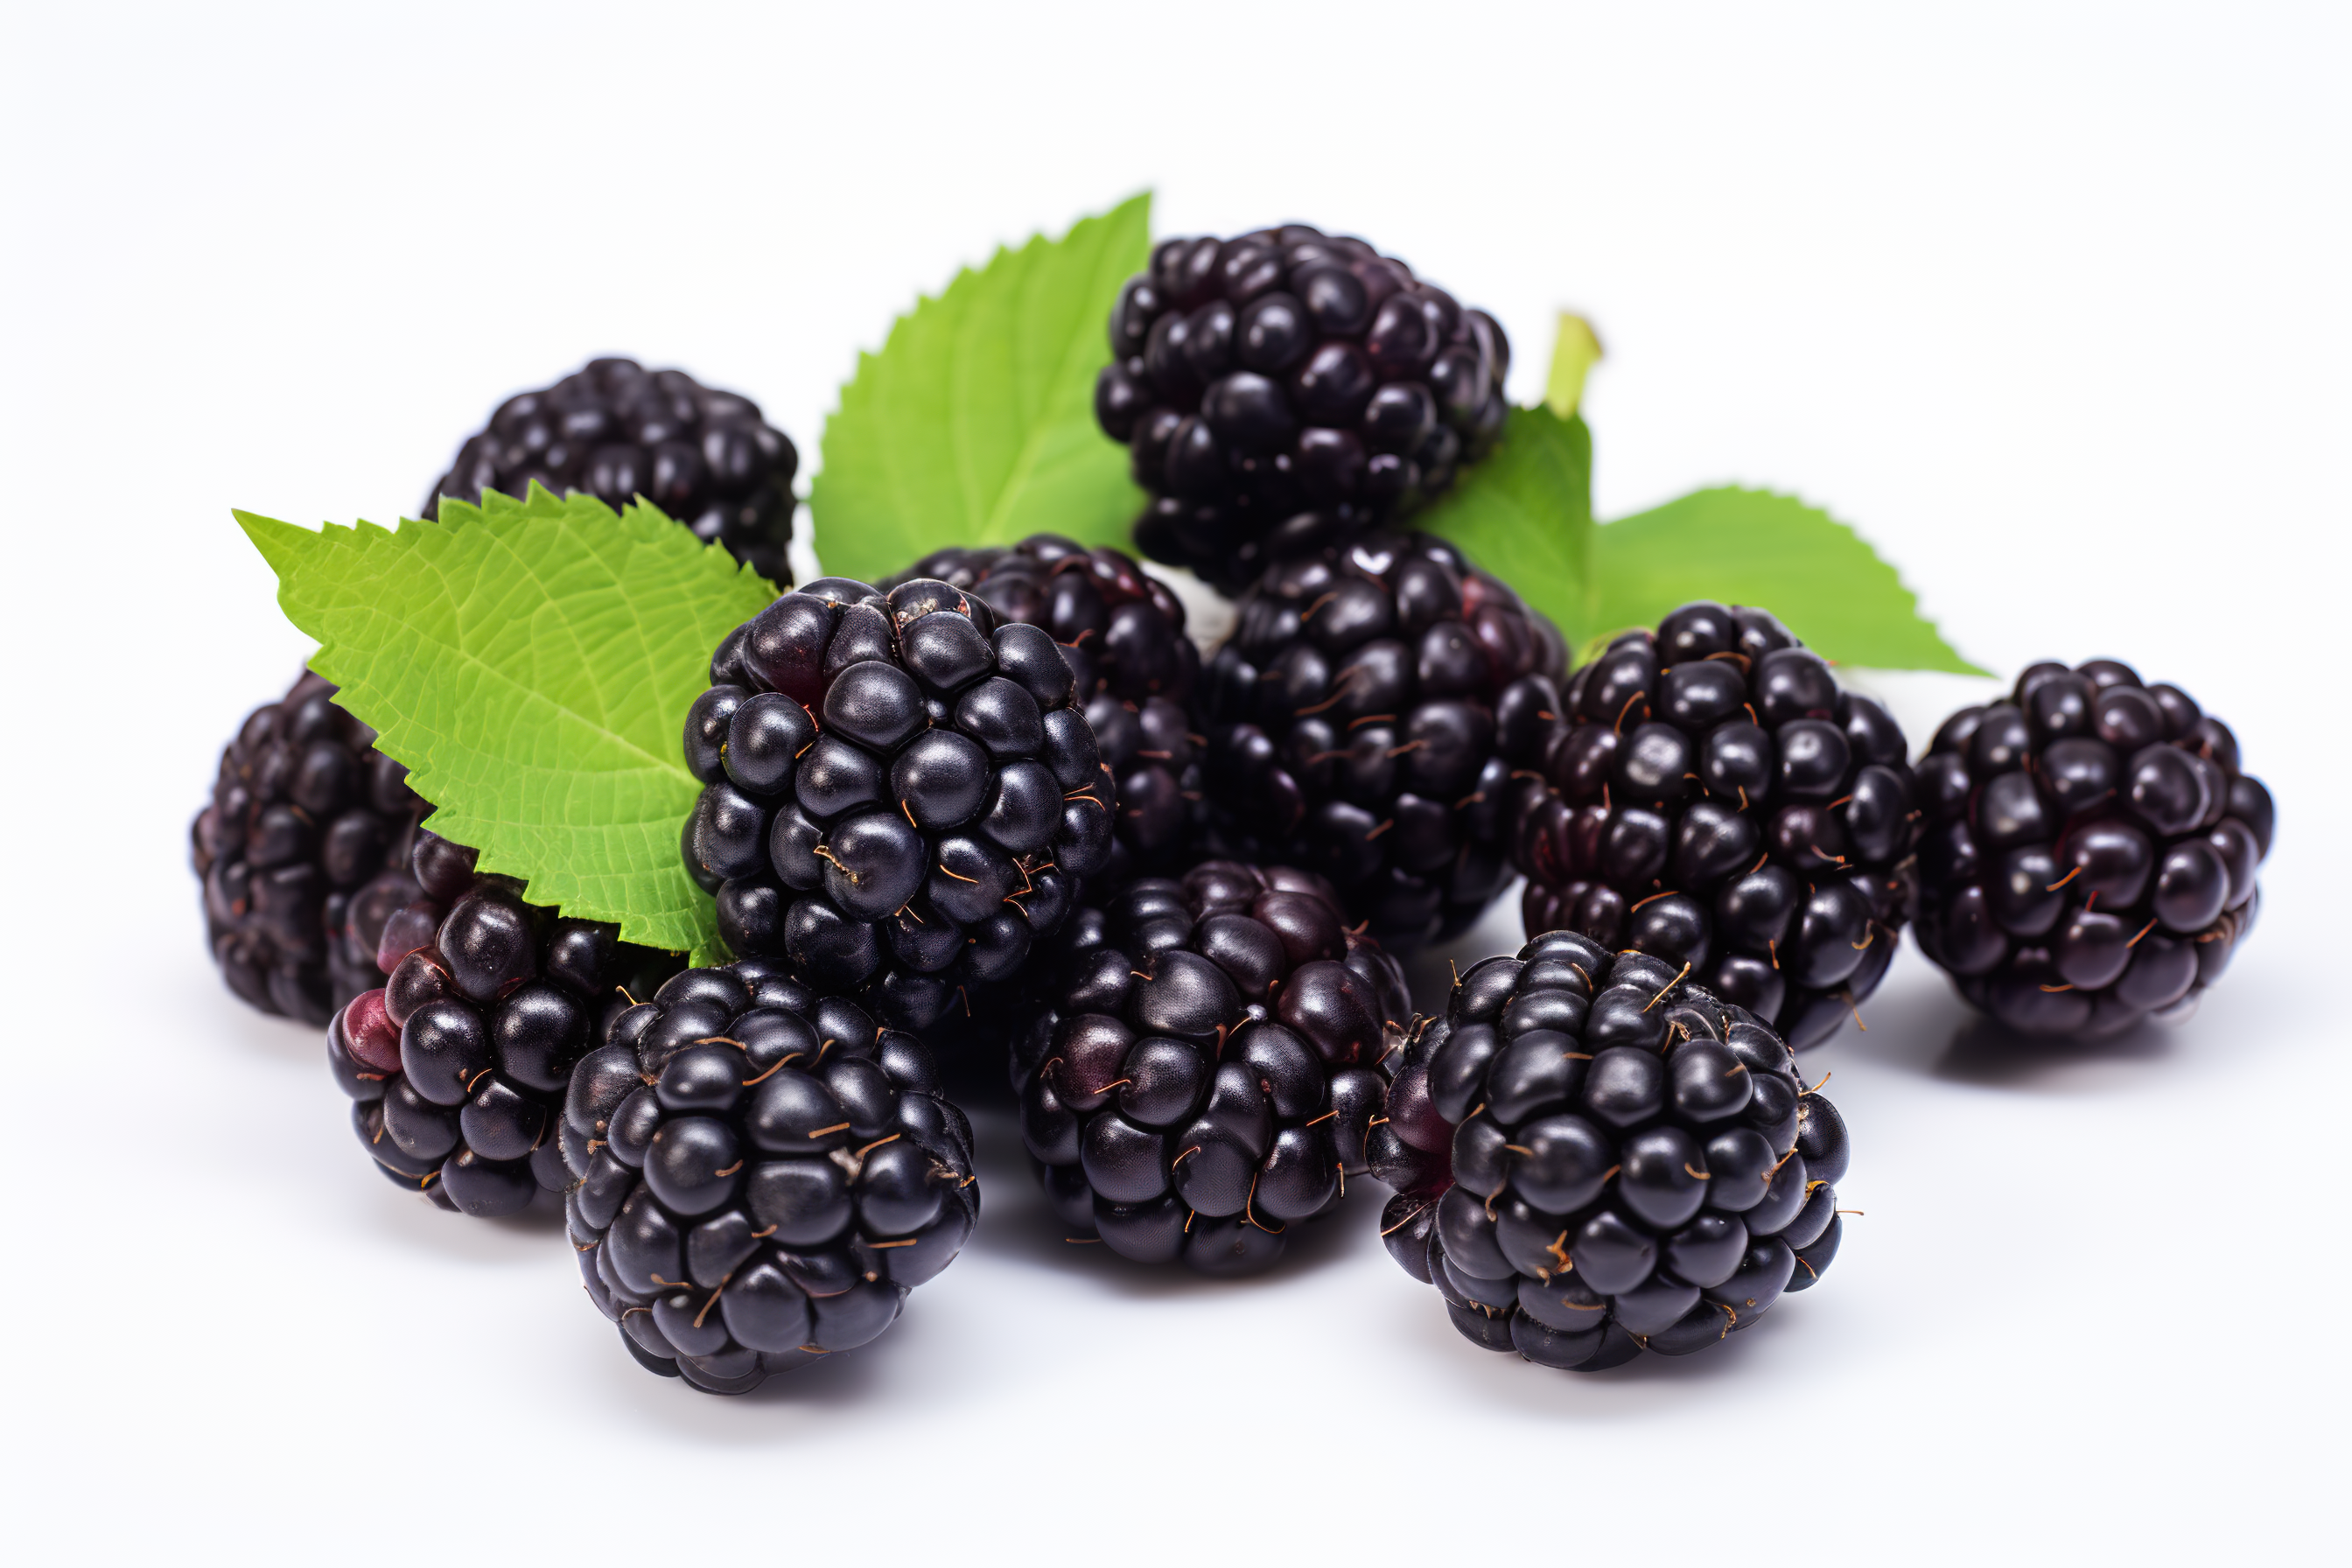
[
  {"xmin": 1009, "ymin": 861, "xmax": 1410, "ymax": 1275},
  {"xmin": 561, "ymin": 961, "xmax": 976, "ymax": 1394},
  {"xmin": 887, "ymin": 534, "xmax": 1205, "ymax": 880},
  {"xmin": 1510, "ymin": 602, "xmax": 1917, "ymax": 1048},
  {"xmin": 1914, "ymin": 659, "xmax": 2272, "ymax": 1035},
  {"xmin": 1200, "ymin": 534, "xmax": 1566, "ymax": 949},
  {"xmin": 682, "ymin": 575, "xmax": 1115, "ymax": 1031},
  {"xmin": 1372, "ymin": 932, "xmax": 1850, "ymax": 1370},
  {"xmin": 328, "ymin": 830, "xmax": 682, "ymax": 1214},
  {"xmin": 192, "ymin": 670, "xmax": 427, "ymax": 1025},
  {"xmin": 1096, "ymin": 226, "xmax": 1511, "ymax": 591},
  {"xmin": 424, "ymin": 356, "xmax": 799, "ymax": 585}
]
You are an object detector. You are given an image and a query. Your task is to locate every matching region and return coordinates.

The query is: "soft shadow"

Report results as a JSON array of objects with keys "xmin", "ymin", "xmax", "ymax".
[
  {"xmin": 1825, "ymin": 958, "xmax": 2179, "ymax": 1091},
  {"xmin": 1929, "ymin": 1014, "xmax": 2177, "ymax": 1088},
  {"xmin": 959, "ymin": 1103, "xmax": 1383, "ymax": 1298},
  {"xmin": 1371, "ymin": 1284, "xmax": 1826, "ymax": 1418},
  {"xmin": 346, "ymin": 1175, "xmax": 569, "ymax": 1262},
  {"xmin": 210, "ymin": 994, "xmax": 328, "ymax": 1061},
  {"xmin": 580, "ymin": 1318, "xmax": 902, "ymax": 1438}
]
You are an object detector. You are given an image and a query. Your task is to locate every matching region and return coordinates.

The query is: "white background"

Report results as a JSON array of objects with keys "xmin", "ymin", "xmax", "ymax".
[{"xmin": 4, "ymin": 4, "xmax": 2347, "ymax": 1563}]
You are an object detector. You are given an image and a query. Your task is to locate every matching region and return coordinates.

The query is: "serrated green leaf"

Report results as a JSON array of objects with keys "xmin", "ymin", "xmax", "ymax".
[
  {"xmin": 809, "ymin": 193, "xmax": 1152, "ymax": 584},
  {"xmin": 1416, "ymin": 403, "xmax": 1598, "ymax": 648},
  {"xmin": 1590, "ymin": 486, "xmax": 1985, "ymax": 673},
  {"xmin": 237, "ymin": 486, "xmax": 776, "ymax": 963},
  {"xmin": 1544, "ymin": 313, "xmax": 1603, "ymax": 418}
]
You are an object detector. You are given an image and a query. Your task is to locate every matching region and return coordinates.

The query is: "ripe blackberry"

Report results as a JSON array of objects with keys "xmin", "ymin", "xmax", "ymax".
[
  {"xmin": 1009, "ymin": 861, "xmax": 1410, "ymax": 1276},
  {"xmin": 1510, "ymin": 602, "xmax": 1917, "ymax": 1048},
  {"xmin": 1371, "ymin": 932, "xmax": 1850, "ymax": 1370},
  {"xmin": 192, "ymin": 670, "xmax": 428, "ymax": 1025},
  {"xmin": 1914, "ymin": 660, "xmax": 2272, "ymax": 1035},
  {"xmin": 1200, "ymin": 534, "xmax": 1566, "ymax": 949},
  {"xmin": 561, "ymin": 961, "xmax": 976, "ymax": 1394},
  {"xmin": 887, "ymin": 534, "xmax": 1204, "ymax": 880},
  {"xmin": 682, "ymin": 575, "xmax": 1115, "ymax": 1031},
  {"xmin": 329, "ymin": 830, "xmax": 682, "ymax": 1214},
  {"xmin": 423, "ymin": 356, "xmax": 799, "ymax": 585},
  {"xmin": 1096, "ymin": 226, "xmax": 1511, "ymax": 591}
]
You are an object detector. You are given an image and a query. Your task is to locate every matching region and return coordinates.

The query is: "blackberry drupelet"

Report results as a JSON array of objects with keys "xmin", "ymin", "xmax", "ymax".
[
  {"xmin": 1201, "ymin": 534, "xmax": 1566, "ymax": 949},
  {"xmin": 193, "ymin": 670, "xmax": 427, "ymax": 1025},
  {"xmin": 888, "ymin": 533, "xmax": 1204, "ymax": 880},
  {"xmin": 1010, "ymin": 861, "xmax": 1410, "ymax": 1276},
  {"xmin": 683, "ymin": 576, "xmax": 1115, "ymax": 1031},
  {"xmin": 423, "ymin": 356, "xmax": 799, "ymax": 585},
  {"xmin": 562, "ymin": 961, "xmax": 976, "ymax": 1394},
  {"xmin": 1914, "ymin": 659, "xmax": 2272, "ymax": 1035},
  {"xmin": 329, "ymin": 831, "xmax": 682, "ymax": 1215},
  {"xmin": 1096, "ymin": 226, "xmax": 1511, "ymax": 591},
  {"xmin": 1372, "ymin": 932, "xmax": 1850, "ymax": 1370},
  {"xmin": 1511, "ymin": 602, "xmax": 1917, "ymax": 1048}
]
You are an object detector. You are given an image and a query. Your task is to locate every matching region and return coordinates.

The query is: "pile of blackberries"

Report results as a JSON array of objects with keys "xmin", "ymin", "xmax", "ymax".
[{"xmin": 197, "ymin": 282, "xmax": 2278, "ymax": 1401}]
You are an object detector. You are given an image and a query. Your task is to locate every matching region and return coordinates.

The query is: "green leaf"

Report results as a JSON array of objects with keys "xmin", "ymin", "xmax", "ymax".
[
  {"xmin": 236, "ymin": 486, "xmax": 776, "ymax": 962},
  {"xmin": 809, "ymin": 192, "xmax": 1153, "ymax": 584},
  {"xmin": 1544, "ymin": 312, "xmax": 1604, "ymax": 418},
  {"xmin": 1416, "ymin": 403, "xmax": 1598, "ymax": 648},
  {"xmin": 1590, "ymin": 486, "xmax": 1985, "ymax": 673}
]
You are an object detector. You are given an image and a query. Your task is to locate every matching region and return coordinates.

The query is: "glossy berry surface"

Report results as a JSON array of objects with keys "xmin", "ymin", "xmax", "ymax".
[
  {"xmin": 329, "ymin": 830, "xmax": 682, "ymax": 1215},
  {"xmin": 1509, "ymin": 601, "xmax": 1916, "ymax": 1047},
  {"xmin": 1096, "ymin": 226, "xmax": 1511, "ymax": 590},
  {"xmin": 1010, "ymin": 861, "xmax": 1410, "ymax": 1275},
  {"xmin": 192, "ymin": 669, "xmax": 426, "ymax": 1024},
  {"xmin": 1914, "ymin": 658, "xmax": 2271, "ymax": 1035},
  {"xmin": 887, "ymin": 533, "xmax": 1205, "ymax": 881},
  {"xmin": 1373, "ymin": 932, "xmax": 1849, "ymax": 1370},
  {"xmin": 562, "ymin": 960, "xmax": 976, "ymax": 1394},
  {"xmin": 424, "ymin": 356, "xmax": 799, "ymax": 585},
  {"xmin": 683, "ymin": 576, "xmax": 1114, "ymax": 1030},
  {"xmin": 1201, "ymin": 534, "xmax": 1565, "ymax": 949}
]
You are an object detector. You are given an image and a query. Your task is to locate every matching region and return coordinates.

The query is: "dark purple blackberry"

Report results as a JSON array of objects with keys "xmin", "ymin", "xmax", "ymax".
[
  {"xmin": 1200, "ymin": 534, "xmax": 1566, "ymax": 949},
  {"xmin": 1510, "ymin": 602, "xmax": 1917, "ymax": 1048},
  {"xmin": 1913, "ymin": 659, "xmax": 2272, "ymax": 1035},
  {"xmin": 192, "ymin": 669, "xmax": 427, "ymax": 1025},
  {"xmin": 1009, "ymin": 861, "xmax": 1410, "ymax": 1275},
  {"xmin": 424, "ymin": 356, "xmax": 798, "ymax": 585},
  {"xmin": 1096, "ymin": 226, "xmax": 1512, "ymax": 591},
  {"xmin": 887, "ymin": 533, "xmax": 1205, "ymax": 880},
  {"xmin": 1372, "ymin": 932, "xmax": 1849, "ymax": 1370},
  {"xmin": 328, "ymin": 830, "xmax": 683, "ymax": 1215},
  {"xmin": 560, "ymin": 960, "xmax": 976, "ymax": 1394},
  {"xmin": 682, "ymin": 575, "xmax": 1115, "ymax": 1031}
]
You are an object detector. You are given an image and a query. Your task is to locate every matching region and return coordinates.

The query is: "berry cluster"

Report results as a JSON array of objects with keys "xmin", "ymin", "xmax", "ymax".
[
  {"xmin": 210, "ymin": 299, "xmax": 2301, "ymax": 1404},
  {"xmin": 330, "ymin": 832, "xmax": 680, "ymax": 1214},
  {"xmin": 887, "ymin": 534, "xmax": 1204, "ymax": 881},
  {"xmin": 1510, "ymin": 602, "xmax": 1916, "ymax": 1047},
  {"xmin": 1913, "ymin": 660, "xmax": 2272, "ymax": 1034},
  {"xmin": 683, "ymin": 576, "xmax": 1115, "ymax": 1029},
  {"xmin": 1201, "ymin": 534, "xmax": 1565, "ymax": 949},
  {"xmin": 192, "ymin": 670, "xmax": 425, "ymax": 1025},
  {"xmin": 424, "ymin": 356, "xmax": 799, "ymax": 584},
  {"xmin": 562, "ymin": 962, "xmax": 976, "ymax": 1394},
  {"xmin": 1095, "ymin": 227, "xmax": 1510, "ymax": 590},
  {"xmin": 1011, "ymin": 862, "xmax": 1410, "ymax": 1274},
  {"xmin": 1375, "ymin": 933, "xmax": 1848, "ymax": 1369}
]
